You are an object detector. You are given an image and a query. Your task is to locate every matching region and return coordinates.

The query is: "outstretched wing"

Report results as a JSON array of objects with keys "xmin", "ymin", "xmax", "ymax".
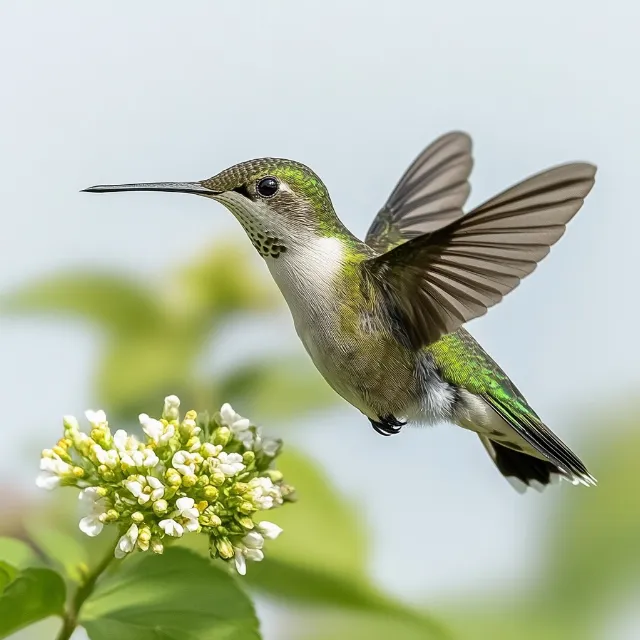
[
  {"xmin": 365, "ymin": 132, "xmax": 473, "ymax": 253},
  {"xmin": 363, "ymin": 162, "xmax": 597, "ymax": 348}
]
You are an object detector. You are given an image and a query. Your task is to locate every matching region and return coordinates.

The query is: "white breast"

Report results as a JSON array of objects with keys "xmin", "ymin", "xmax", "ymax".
[{"xmin": 265, "ymin": 235, "xmax": 345, "ymax": 333}]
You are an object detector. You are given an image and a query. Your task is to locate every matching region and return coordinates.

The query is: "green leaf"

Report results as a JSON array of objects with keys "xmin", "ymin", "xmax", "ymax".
[
  {"xmin": 0, "ymin": 567, "xmax": 66, "ymax": 638},
  {"xmin": 176, "ymin": 242, "xmax": 279, "ymax": 321},
  {"xmin": 243, "ymin": 449, "xmax": 450, "ymax": 639},
  {"xmin": 247, "ymin": 559, "xmax": 448, "ymax": 639},
  {"xmin": 2, "ymin": 273, "xmax": 163, "ymax": 334},
  {"xmin": 253, "ymin": 448, "xmax": 367, "ymax": 577},
  {"xmin": 96, "ymin": 328, "xmax": 201, "ymax": 419},
  {"xmin": 0, "ymin": 537, "xmax": 37, "ymax": 568},
  {"xmin": 217, "ymin": 357, "xmax": 341, "ymax": 423},
  {"xmin": 0, "ymin": 562, "xmax": 17, "ymax": 592},
  {"xmin": 303, "ymin": 610, "xmax": 455, "ymax": 640},
  {"xmin": 25, "ymin": 521, "xmax": 89, "ymax": 582},
  {"xmin": 440, "ymin": 606, "xmax": 578, "ymax": 640},
  {"xmin": 246, "ymin": 557, "xmax": 385, "ymax": 611},
  {"xmin": 81, "ymin": 548, "xmax": 260, "ymax": 640},
  {"xmin": 543, "ymin": 413, "xmax": 640, "ymax": 616}
]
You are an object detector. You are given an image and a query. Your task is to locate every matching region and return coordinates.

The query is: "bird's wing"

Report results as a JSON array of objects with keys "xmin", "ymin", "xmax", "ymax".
[
  {"xmin": 362, "ymin": 162, "xmax": 596, "ymax": 348},
  {"xmin": 364, "ymin": 132, "xmax": 473, "ymax": 253}
]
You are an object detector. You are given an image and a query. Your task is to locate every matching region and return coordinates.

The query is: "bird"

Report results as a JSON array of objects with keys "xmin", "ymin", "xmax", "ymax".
[{"xmin": 83, "ymin": 131, "xmax": 597, "ymax": 492}]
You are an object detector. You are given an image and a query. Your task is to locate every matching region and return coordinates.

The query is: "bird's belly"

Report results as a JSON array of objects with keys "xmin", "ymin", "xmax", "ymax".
[{"xmin": 295, "ymin": 320, "xmax": 418, "ymax": 419}]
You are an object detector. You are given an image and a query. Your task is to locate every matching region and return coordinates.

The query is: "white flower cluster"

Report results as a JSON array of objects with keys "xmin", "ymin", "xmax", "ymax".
[{"xmin": 37, "ymin": 396, "xmax": 294, "ymax": 575}]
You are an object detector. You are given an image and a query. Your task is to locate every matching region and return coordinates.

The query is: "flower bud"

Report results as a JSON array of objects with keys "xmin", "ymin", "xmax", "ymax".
[
  {"xmin": 153, "ymin": 499, "xmax": 168, "ymax": 515},
  {"xmin": 182, "ymin": 474, "xmax": 197, "ymax": 488},
  {"xmin": 208, "ymin": 513, "xmax": 222, "ymax": 527},
  {"xmin": 234, "ymin": 516, "xmax": 253, "ymax": 530},
  {"xmin": 231, "ymin": 482, "xmax": 249, "ymax": 495},
  {"xmin": 280, "ymin": 484, "xmax": 297, "ymax": 501},
  {"xmin": 151, "ymin": 538, "xmax": 164, "ymax": 554},
  {"xmin": 138, "ymin": 526, "xmax": 151, "ymax": 550},
  {"xmin": 210, "ymin": 470, "xmax": 225, "ymax": 486},
  {"xmin": 131, "ymin": 511, "xmax": 144, "ymax": 523},
  {"xmin": 214, "ymin": 426, "xmax": 231, "ymax": 446},
  {"xmin": 106, "ymin": 509, "xmax": 119, "ymax": 522},
  {"xmin": 216, "ymin": 537, "xmax": 234, "ymax": 559},
  {"xmin": 264, "ymin": 469, "xmax": 283, "ymax": 483},
  {"xmin": 165, "ymin": 469, "xmax": 182, "ymax": 486},
  {"xmin": 201, "ymin": 443, "xmax": 221, "ymax": 458},
  {"xmin": 203, "ymin": 485, "xmax": 218, "ymax": 501},
  {"xmin": 63, "ymin": 415, "xmax": 80, "ymax": 431},
  {"xmin": 239, "ymin": 501, "xmax": 255, "ymax": 514},
  {"xmin": 186, "ymin": 436, "xmax": 200, "ymax": 451},
  {"xmin": 242, "ymin": 451, "xmax": 255, "ymax": 465},
  {"xmin": 162, "ymin": 395, "xmax": 180, "ymax": 421}
]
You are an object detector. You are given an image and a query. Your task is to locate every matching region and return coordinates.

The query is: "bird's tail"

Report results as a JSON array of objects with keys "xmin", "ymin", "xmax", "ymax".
[{"xmin": 479, "ymin": 435, "xmax": 585, "ymax": 493}]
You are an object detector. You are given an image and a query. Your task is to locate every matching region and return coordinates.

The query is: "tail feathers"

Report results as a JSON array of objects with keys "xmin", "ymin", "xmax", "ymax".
[
  {"xmin": 479, "ymin": 436, "xmax": 595, "ymax": 493},
  {"xmin": 482, "ymin": 395, "xmax": 597, "ymax": 489}
]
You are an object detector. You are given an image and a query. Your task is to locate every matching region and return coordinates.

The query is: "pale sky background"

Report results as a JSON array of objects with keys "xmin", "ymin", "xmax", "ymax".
[{"xmin": 1, "ymin": 1, "xmax": 639, "ymax": 639}]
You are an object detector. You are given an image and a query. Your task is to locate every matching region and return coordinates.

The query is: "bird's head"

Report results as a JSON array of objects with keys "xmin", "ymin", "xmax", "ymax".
[{"xmin": 83, "ymin": 158, "xmax": 345, "ymax": 257}]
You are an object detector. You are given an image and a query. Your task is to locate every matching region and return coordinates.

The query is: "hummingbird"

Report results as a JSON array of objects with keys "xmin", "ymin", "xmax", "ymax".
[{"xmin": 83, "ymin": 131, "xmax": 597, "ymax": 492}]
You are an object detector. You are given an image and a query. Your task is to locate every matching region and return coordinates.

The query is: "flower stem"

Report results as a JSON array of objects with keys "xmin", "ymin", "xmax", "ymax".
[{"xmin": 56, "ymin": 545, "xmax": 115, "ymax": 640}]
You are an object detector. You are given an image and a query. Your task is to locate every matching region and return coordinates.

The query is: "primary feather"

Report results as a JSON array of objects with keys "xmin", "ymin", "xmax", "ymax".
[
  {"xmin": 364, "ymin": 162, "xmax": 597, "ymax": 347},
  {"xmin": 365, "ymin": 132, "xmax": 473, "ymax": 253}
]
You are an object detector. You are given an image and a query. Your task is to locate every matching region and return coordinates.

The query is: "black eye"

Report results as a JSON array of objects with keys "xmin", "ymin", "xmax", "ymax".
[{"xmin": 256, "ymin": 176, "xmax": 279, "ymax": 198}]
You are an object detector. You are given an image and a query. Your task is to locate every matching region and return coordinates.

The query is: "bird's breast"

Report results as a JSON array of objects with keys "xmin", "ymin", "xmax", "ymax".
[{"xmin": 263, "ymin": 236, "xmax": 419, "ymax": 416}]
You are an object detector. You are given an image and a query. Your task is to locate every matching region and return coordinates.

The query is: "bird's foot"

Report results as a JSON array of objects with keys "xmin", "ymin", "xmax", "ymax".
[{"xmin": 370, "ymin": 415, "xmax": 406, "ymax": 436}]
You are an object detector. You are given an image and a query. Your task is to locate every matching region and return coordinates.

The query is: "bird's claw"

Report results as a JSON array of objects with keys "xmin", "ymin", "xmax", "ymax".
[{"xmin": 370, "ymin": 415, "xmax": 406, "ymax": 436}]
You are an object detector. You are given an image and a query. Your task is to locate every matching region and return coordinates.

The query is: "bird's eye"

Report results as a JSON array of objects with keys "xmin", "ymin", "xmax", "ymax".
[{"xmin": 256, "ymin": 176, "xmax": 279, "ymax": 198}]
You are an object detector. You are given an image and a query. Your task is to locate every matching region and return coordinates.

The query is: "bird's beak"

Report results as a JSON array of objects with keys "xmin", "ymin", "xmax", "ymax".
[{"xmin": 81, "ymin": 181, "xmax": 218, "ymax": 197}]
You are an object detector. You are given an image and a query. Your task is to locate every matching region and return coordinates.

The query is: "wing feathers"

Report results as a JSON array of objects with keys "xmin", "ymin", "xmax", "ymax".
[
  {"xmin": 365, "ymin": 132, "xmax": 474, "ymax": 252},
  {"xmin": 364, "ymin": 162, "xmax": 596, "ymax": 347}
]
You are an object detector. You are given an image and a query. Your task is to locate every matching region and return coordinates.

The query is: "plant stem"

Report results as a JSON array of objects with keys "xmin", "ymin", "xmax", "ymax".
[{"xmin": 56, "ymin": 545, "xmax": 115, "ymax": 640}]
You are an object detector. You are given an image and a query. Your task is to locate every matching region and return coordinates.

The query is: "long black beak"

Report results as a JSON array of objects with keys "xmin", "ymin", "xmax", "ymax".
[{"xmin": 81, "ymin": 181, "xmax": 218, "ymax": 196}]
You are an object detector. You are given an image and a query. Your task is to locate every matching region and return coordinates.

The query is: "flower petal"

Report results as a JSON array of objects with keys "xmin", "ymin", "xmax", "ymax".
[
  {"xmin": 258, "ymin": 521, "xmax": 283, "ymax": 540},
  {"xmin": 159, "ymin": 519, "xmax": 184, "ymax": 537},
  {"xmin": 233, "ymin": 548, "xmax": 247, "ymax": 575},
  {"xmin": 36, "ymin": 473, "xmax": 60, "ymax": 490},
  {"xmin": 176, "ymin": 497, "xmax": 195, "ymax": 513},
  {"xmin": 125, "ymin": 480, "xmax": 143, "ymax": 498},
  {"xmin": 79, "ymin": 516, "xmax": 103, "ymax": 537},
  {"xmin": 242, "ymin": 531, "xmax": 264, "ymax": 549},
  {"xmin": 244, "ymin": 548, "xmax": 264, "ymax": 562}
]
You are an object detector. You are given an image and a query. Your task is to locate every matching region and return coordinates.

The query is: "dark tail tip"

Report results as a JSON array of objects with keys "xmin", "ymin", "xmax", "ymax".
[{"xmin": 488, "ymin": 440, "xmax": 562, "ymax": 493}]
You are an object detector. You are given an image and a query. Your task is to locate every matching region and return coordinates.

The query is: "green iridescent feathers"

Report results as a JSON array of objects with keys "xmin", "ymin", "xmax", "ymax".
[
  {"xmin": 200, "ymin": 158, "xmax": 350, "ymax": 238},
  {"xmin": 428, "ymin": 329, "xmax": 594, "ymax": 484}
]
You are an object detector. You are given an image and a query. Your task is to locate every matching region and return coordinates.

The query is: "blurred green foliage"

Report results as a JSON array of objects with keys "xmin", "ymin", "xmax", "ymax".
[
  {"xmin": 300, "ymin": 414, "xmax": 640, "ymax": 640},
  {"xmin": 0, "ymin": 536, "xmax": 67, "ymax": 639},
  {"xmin": 3, "ymin": 239, "xmax": 639, "ymax": 639},
  {"xmin": 81, "ymin": 548, "xmax": 260, "ymax": 640},
  {"xmin": 2, "ymin": 239, "xmax": 446, "ymax": 639}
]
